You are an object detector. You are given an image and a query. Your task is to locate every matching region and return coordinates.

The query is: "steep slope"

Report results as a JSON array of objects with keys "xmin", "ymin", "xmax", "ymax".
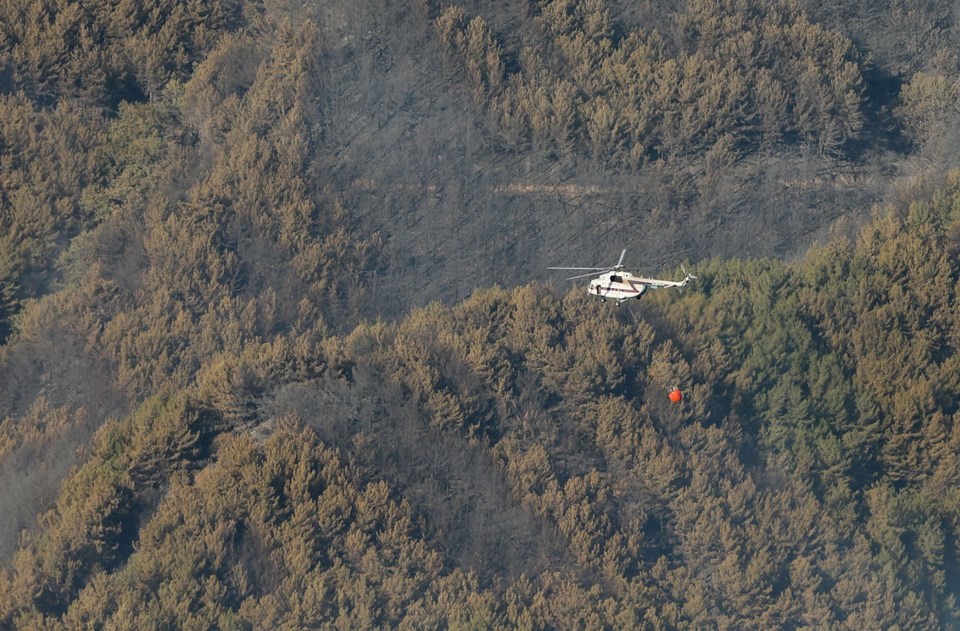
[
  {"xmin": 2, "ymin": 0, "xmax": 960, "ymax": 626},
  {"xmin": 3, "ymin": 173, "xmax": 960, "ymax": 627}
]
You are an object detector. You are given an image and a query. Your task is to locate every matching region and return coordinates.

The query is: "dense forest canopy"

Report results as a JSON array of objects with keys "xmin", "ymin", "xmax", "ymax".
[{"xmin": 2, "ymin": 0, "xmax": 960, "ymax": 628}]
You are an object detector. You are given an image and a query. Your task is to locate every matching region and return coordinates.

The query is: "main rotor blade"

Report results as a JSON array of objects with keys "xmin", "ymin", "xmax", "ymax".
[
  {"xmin": 616, "ymin": 248, "xmax": 626, "ymax": 267},
  {"xmin": 637, "ymin": 247, "xmax": 693, "ymax": 271},
  {"xmin": 565, "ymin": 270, "xmax": 609, "ymax": 280},
  {"xmin": 547, "ymin": 266, "xmax": 611, "ymax": 271}
]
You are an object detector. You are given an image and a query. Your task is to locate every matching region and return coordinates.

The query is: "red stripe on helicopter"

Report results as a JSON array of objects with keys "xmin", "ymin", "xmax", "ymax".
[{"xmin": 596, "ymin": 282, "xmax": 650, "ymax": 292}]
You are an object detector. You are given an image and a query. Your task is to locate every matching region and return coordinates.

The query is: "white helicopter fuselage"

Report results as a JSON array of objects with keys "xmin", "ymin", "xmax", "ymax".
[
  {"xmin": 548, "ymin": 249, "xmax": 696, "ymax": 306},
  {"xmin": 588, "ymin": 270, "xmax": 691, "ymax": 305}
]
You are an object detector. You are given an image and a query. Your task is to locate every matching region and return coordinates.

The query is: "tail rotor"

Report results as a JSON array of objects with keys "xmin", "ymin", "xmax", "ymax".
[{"xmin": 680, "ymin": 264, "xmax": 698, "ymax": 288}]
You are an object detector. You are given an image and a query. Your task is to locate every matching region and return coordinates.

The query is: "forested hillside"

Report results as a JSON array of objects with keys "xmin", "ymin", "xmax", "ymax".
[
  {"xmin": 3, "ymin": 175, "xmax": 960, "ymax": 627},
  {"xmin": 2, "ymin": 0, "xmax": 960, "ymax": 628}
]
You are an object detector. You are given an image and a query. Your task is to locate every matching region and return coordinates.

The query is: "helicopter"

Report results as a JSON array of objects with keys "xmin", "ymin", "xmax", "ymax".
[{"xmin": 548, "ymin": 249, "xmax": 697, "ymax": 306}]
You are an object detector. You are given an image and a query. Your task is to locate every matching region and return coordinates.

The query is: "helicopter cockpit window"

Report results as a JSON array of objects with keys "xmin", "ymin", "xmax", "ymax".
[{"xmin": 610, "ymin": 275, "xmax": 623, "ymax": 283}]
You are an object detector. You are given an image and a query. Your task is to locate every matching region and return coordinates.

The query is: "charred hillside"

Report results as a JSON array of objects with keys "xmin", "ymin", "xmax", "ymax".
[
  {"xmin": 2, "ymin": 0, "xmax": 960, "ymax": 627},
  {"xmin": 3, "ymin": 175, "xmax": 960, "ymax": 626}
]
